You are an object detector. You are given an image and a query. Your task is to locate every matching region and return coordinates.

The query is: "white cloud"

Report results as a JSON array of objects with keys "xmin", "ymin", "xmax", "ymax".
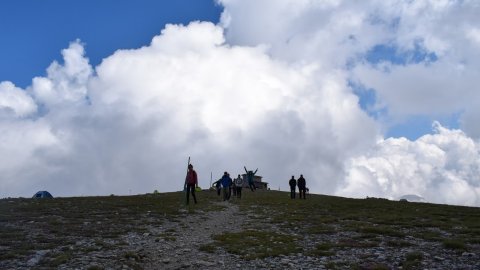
[
  {"xmin": 30, "ymin": 40, "xmax": 93, "ymax": 108},
  {"xmin": 0, "ymin": 21, "xmax": 378, "ymax": 198},
  {"xmin": 219, "ymin": 0, "xmax": 391, "ymax": 67},
  {"xmin": 352, "ymin": 60, "xmax": 478, "ymax": 116},
  {"xmin": 1, "ymin": 1, "xmax": 479, "ymax": 207},
  {"xmin": 466, "ymin": 27, "xmax": 480, "ymax": 46},
  {"xmin": 218, "ymin": 0, "xmax": 480, "ymax": 137},
  {"xmin": 338, "ymin": 122, "xmax": 480, "ymax": 206},
  {"xmin": 0, "ymin": 81, "xmax": 37, "ymax": 117}
]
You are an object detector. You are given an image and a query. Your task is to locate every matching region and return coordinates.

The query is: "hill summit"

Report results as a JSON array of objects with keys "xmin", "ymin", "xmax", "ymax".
[{"xmin": 1, "ymin": 190, "xmax": 479, "ymax": 269}]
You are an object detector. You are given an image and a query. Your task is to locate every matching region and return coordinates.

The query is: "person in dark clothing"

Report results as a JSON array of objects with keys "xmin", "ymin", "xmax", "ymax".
[
  {"xmin": 297, "ymin": 174, "xmax": 306, "ymax": 199},
  {"xmin": 289, "ymin": 176, "xmax": 297, "ymax": 199},
  {"xmin": 235, "ymin": 174, "xmax": 244, "ymax": 199},
  {"xmin": 244, "ymin": 166, "xmax": 258, "ymax": 192},
  {"xmin": 213, "ymin": 179, "xmax": 221, "ymax": 196},
  {"xmin": 184, "ymin": 164, "xmax": 198, "ymax": 204},
  {"xmin": 232, "ymin": 176, "xmax": 237, "ymax": 197},
  {"xmin": 220, "ymin": 172, "xmax": 233, "ymax": 201}
]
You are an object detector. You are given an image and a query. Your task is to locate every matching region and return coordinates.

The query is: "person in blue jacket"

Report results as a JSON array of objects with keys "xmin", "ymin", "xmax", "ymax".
[{"xmin": 220, "ymin": 172, "xmax": 233, "ymax": 201}]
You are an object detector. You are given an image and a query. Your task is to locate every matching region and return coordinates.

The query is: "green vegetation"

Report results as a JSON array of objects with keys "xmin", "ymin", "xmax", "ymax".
[
  {"xmin": 198, "ymin": 243, "xmax": 217, "ymax": 253},
  {"xmin": 308, "ymin": 242, "xmax": 335, "ymax": 256},
  {"xmin": 442, "ymin": 239, "xmax": 467, "ymax": 251},
  {"xmin": 1, "ymin": 189, "xmax": 479, "ymax": 268},
  {"xmin": 402, "ymin": 251, "xmax": 423, "ymax": 269},
  {"xmin": 234, "ymin": 191, "xmax": 480, "ymax": 241},
  {"xmin": 0, "ymin": 191, "xmax": 221, "ymax": 267},
  {"xmin": 212, "ymin": 229, "xmax": 300, "ymax": 259}
]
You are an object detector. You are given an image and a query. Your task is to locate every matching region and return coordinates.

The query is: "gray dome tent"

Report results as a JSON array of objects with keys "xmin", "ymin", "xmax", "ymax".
[{"xmin": 33, "ymin": 191, "xmax": 53, "ymax": 198}]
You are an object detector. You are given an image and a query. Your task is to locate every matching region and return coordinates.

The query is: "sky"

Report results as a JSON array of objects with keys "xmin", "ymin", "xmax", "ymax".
[{"xmin": 1, "ymin": 0, "xmax": 479, "ymax": 206}]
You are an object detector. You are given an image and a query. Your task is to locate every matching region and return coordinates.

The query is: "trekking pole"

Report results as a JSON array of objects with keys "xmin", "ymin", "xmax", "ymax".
[{"xmin": 209, "ymin": 172, "xmax": 212, "ymax": 189}]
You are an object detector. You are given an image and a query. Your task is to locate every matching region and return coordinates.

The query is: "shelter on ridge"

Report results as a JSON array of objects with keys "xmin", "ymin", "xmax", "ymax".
[
  {"xmin": 399, "ymin": 194, "xmax": 425, "ymax": 203},
  {"xmin": 242, "ymin": 174, "xmax": 268, "ymax": 189},
  {"xmin": 33, "ymin": 191, "xmax": 53, "ymax": 198}
]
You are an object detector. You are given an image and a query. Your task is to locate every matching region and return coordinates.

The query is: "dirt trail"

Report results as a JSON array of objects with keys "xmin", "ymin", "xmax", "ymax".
[{"xmin": 143, "ymin": 201, "xmax": 247, "ymax": 269}]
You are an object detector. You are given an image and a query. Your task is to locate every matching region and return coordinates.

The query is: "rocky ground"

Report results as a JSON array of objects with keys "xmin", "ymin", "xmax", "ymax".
[{"xmin": 1, "ymin": 191, "xmax": 479, "ymax": 269}]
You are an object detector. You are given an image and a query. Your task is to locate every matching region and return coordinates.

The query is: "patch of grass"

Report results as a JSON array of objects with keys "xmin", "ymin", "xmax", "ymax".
[
  {"xmin": 402, "ymin": 251, "xmax": 423, "ymax": 269},
  {"xmin": 405, "ymin": 251, "xmax": 423, "ymax": 261},
  {"xmin": 307, "ymin": 242, "xmax": 335, "ymax": 256},
  {"xmin": 157, "ymin": 232, "xmax": 177, "ymax": 242},
  {"xmin": 350, "ymin": 262, "xmax": 390, "ymax": 270},
  {"xmin": 213, "ymin": 229, "xmax": 299, "ymax": 259},
  {"xmin": 87, "ymin": 266, "xmax": 104, "ymax": 270},
  {"xmin": 51, "ymin": 253, "xmax": 71, "ymax": 266},
  {"xmin": 442, "ymin": 239, "xmax": 467, "ymax": 250},
  {"xmin": 335, "ymin": 238, "xmax": 380, "ymax": 248},
  {"xmin": 0, "ymin": 252, "xmax": 17, "ymax": 260},
  {"xmin": 359, "ymin": 226, "xmax": 405, "ymax": 237},
  {"xmin": 305, "ymin": 224, "xmax": 336, "ymax": 234},
  {"xmin": 93, "ymin": 239, "xmax": 115, "ymax": 250},
  {"xmin": 466, "ymin": 237, "xmax": 480, "ymax": 244},
  {"xmin": 414, "ymin": 229, "xmax": 443, "ymax": 241},
  {"xmin": 1, "ymin": 189, "xmax": 480, "ymax": 268},
  {"xmin": 41, "ymin": 251, "xmax": 72, "ymax": 267},
  {"xmin": 124, "ymin": 251, "xmax": 142, "ymax": 261},
  {"xmin": 386, "ymin": 240, "xmax": 413, "ymax": 247},
  {"xmin": 199, "ymin": 243, "xmax": 217, "ymax": 253}
]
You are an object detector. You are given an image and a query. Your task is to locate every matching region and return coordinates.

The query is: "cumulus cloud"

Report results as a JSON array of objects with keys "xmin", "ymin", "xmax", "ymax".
[
  {"xmin": 31, "ymin": 40, "xmax": 93, "ymax": 108},
  {"xmin": 338, "ymin": 122, "xmax": 480, "ymax": 206},
  {"xmin": 217, "ymin": 0, "xmax": 480, "ymax": 206},
  {"xmin": 0, "ymin": 21, "xmax": 377, "ymax": 198},
  {"xmin": 1, "ymin": 1, "xmax": 479, "ymax": 206},
  {"xmin": 219, "ymin": 0, "xmax": 480, "ymax": 136},
  {"xmin": 0, "ymin": 81, "xmax": 37, "ymax": 117},
  {"xmin": 348, "ymin": 1, "xmax": 480, "ymax": 137}
]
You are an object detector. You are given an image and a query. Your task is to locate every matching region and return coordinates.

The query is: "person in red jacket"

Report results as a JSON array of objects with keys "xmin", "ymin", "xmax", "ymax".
[{"xmin": 184, "ymin": 164, "xmax": 198, "ymax": 204}]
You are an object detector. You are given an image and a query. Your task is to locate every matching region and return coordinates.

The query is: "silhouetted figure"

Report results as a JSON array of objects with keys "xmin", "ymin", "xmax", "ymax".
[
  {"xmin": 244, "ymin": 166, "xmax": 258, "ymax": 192},
  {"xmin": 213, "ymin": 179, "xmax": 221, "ymax": 196},
  {"xmin": 232, "ymin": 176, "xmax": 237, "ymax": 197},
  {"xmin": 221, "ymin": 172, "xmax": 233, "ymax": 201},
  {"xmin": 184, "ymin": 164, "xmax": 198, "ymax": 204},
  {"xmin": 289, "ymin": 176, "xmax": 297, "ymax": 199},
  {"xmin": 235, "ymin": 174, "xmax": 244, "ymax": 199},
  {"xmin": 298, "ymin": 174, "xmax": 306, "ymax": 199}
]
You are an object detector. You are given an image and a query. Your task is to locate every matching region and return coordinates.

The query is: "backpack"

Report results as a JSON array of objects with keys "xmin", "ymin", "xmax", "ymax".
[{"xmin": 235, "ymin": 178, "xmax": 243, "ymax": 186}]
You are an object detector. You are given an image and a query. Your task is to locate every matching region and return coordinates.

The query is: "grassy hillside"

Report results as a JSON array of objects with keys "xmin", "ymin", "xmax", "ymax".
[{"xmin": 1, "ymin": 190, "xmax": 479, "ymax": 269}]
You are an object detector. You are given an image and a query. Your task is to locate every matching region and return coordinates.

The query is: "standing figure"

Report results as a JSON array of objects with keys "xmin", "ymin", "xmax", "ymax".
[
  {"xmin": 235, "ymin": 174, "xmax": 244, "ymax": 199},
  {"xmin": 289, "ymin": 176, "xmax": 297, "ymax": 199},
  {"xmin": 297, "ymin": 174, "xmax": 307, "ymax": 199},
  {"xmin": 213, "ymin": 179, "xmax": 221, "ymax": 196},
  {"xmin": 232, "ymin": 175, "xmax": 237, "ymax": 197},
  {"xmin": 221, "ymin": 172, "xmax": 233, "ymax": 201},
  {"xmin": 244, "ymin": 166, "xmax": 258, "ymax": 192},
  {"xmin": 184, "ymin": 164, "xmax": 198, "ymax": 204}
]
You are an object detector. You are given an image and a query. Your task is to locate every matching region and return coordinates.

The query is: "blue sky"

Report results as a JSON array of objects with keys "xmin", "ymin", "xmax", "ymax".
[
  {"xmin": 1, "ymin": 1, "xmax": 479, "ymax": 206},
  {"xmin": 0, "ymin": 0, "xmax": 459, "ymax": 141},
  {"xmin": 0, "ymin": 0, "xmax": 222, "ymax": 88}
]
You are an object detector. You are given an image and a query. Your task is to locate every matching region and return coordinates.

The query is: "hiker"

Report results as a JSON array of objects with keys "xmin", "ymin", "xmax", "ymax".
[
  {"xmin": 244, "ymin": 166, "xmax": 258, "ymax": 192},
  {"xmin": 235, "ymin": 174, "xmax": 244, "ymax": 199},
  {"xmin": 213, "ymin": 179, "xmax": 221, "ymax": 196},
  {"xmin": 227, "ymin": 173, "xmax": 233, "ymax": 200},
  {"xmin": 289, "ymin": 176, "xmax": 297, "ymax": 199},
  {"xmin": 298, "ymin": 174, "xmax": 307, "ymax": 199},
  {"xmin": 232, "ymin": 175, "xmax": 237, "ymax": 197},
  {"xmin": 184, "ymin": 164, "xmax": 198, "ymax": 204},
  {"xmin": 220, "ymin": 172, "xmax": 233, "ymax": 201}
]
